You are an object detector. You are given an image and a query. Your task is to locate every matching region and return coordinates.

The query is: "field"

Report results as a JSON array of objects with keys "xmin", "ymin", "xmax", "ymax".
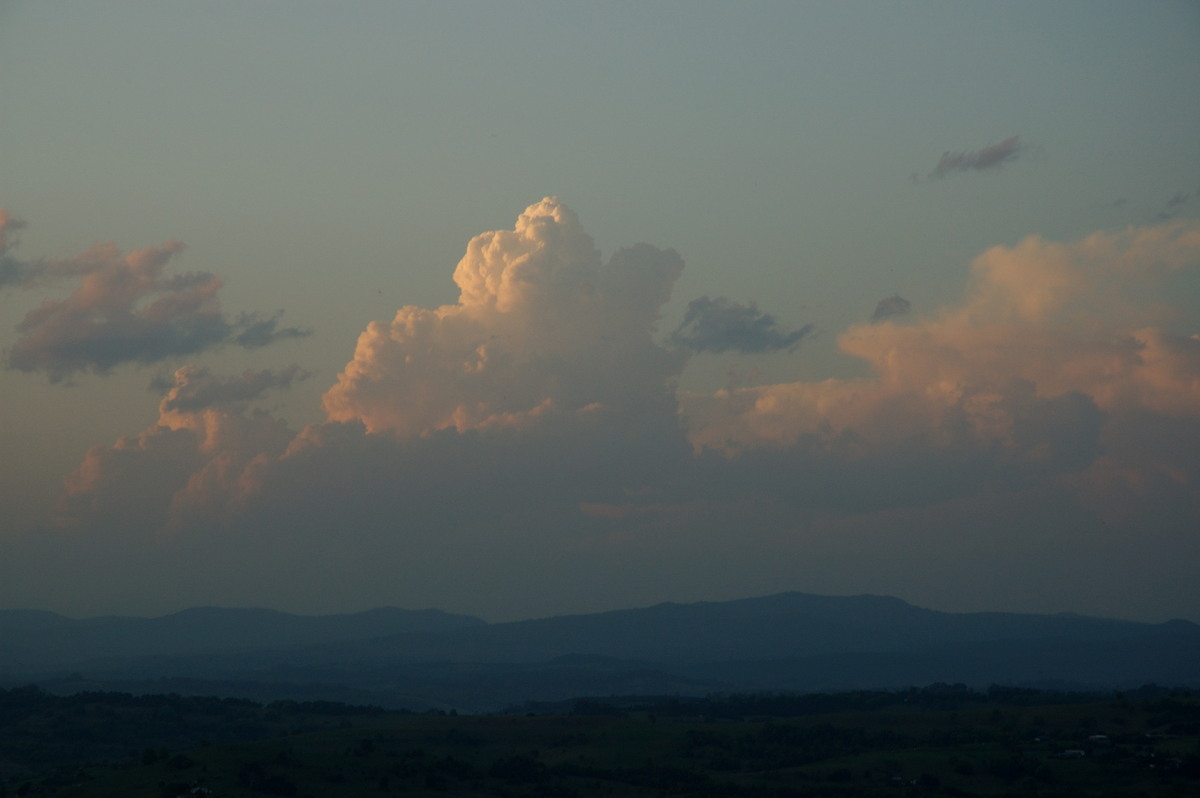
[{"xmin": 2, "ymin": 686, "xmax": 1198, "ymax": 797}]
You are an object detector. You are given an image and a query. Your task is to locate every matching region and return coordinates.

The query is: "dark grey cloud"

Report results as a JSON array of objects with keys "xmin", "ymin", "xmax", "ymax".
[
  {"xmin": 2, "ymin": 215, "xmax": 309, "ymax": 382},
  {"xmin": 1156, "ymin": 191, "xmax": 1194, "ymax": 220},
  {"xmin": 232, "ymin": 312, "xmax": 312, "ymax": 349},
  {"xmin": 154, "ymin": 364, "xmax": 308, "ymax": 413},
  {"xmin": 930, "ymin": 136, "xmax": 1021, "ymax": 178},
  {"xmin": 870, "ymin": 294, "xmax": 911, "ymax": 323},
  {"xmin": 669, "ymin": 296, "xmax": 812, "ymax": 354},
  {"xmin": 0, "ymin": 212, "xmax": 34, "ymax": 288}
]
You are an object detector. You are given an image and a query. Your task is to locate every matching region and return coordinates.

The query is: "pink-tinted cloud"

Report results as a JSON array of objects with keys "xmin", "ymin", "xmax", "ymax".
[
  {"xmin": 680, "ymin": 221, "xmax": 1200, "ymax": 531},
  {"xmin": 55, "ymin": 364, "xmax": 299, "ymax": 530},
  {"xmin": 2, "ymin": 218, "xmax": 309, "ymax": 382},
  {"xmin": 322, "ymin": 198, "xmax": 685, "ymax": 437}
]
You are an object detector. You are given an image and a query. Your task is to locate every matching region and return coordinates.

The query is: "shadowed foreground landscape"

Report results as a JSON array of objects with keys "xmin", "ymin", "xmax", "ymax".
[
  {"xmin": 2, "ymin": 684, "xmax": 1199, "ymax": 797},
  {"xmin": 3, "ymin": 593, "xmax": 1199, "ymax": 796}
]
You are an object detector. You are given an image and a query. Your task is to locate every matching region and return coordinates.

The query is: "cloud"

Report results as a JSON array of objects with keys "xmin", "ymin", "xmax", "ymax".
[
  {"xmin": 682, "ymin": 220, "xmax": 1200, "ymax": 472},
  {"xmin": 232, "ymin": 311, "xmax": 311, "ymax": 348},
  {"xmin": 869, "ymin": 294, "xmax": 911, "ymax": 322},
  {"xmin": 1156, "ymin": 191, "xmax": 1195, "ymax": 220},
  {"xmin": 10, "ymin": 206, "xmax": 1200, "ymax": 623},
  {"xmin": 49, "ymin": 198, "xmax": 694, "ymax": 529},
  {"xmin": 55, "ymin": 364, "xmax": 300, "ymax": 530},
  {"xmin": 930, "ymin": 136, "xmax": 1021, "ymax": 178},
  {"xmin": 1, "ymin": 217, "xmax": 308, "ymax": 382},
  {"xmin": 0, "ymin": 210, "xmax": 34, "ymax": 287},
  {"xmin": 322, "ymin": 197, "xmax": 685, "ymax": 437},
  {"xmin": 154, "ymin": 364, "xmax": 308, "ymax": 414},
  {"xmin": 669, "ymin": 296, "xmax": 812, "ymax": 354}
]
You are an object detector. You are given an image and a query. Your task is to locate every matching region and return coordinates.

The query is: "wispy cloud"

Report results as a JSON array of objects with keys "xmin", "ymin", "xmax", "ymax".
[
  {"xmin": 1, "ymin": 215, "xmax": 310, "ymax": 382},
  {"xmin": 1156, "ymin": 191, "xmax": 1194, "ymax": 221},
  {"xmin": 669, "ymin": 296, "xmax": 812, "ymax": 354},
  {"xmin": 930, "ymin": 136, "xmax": 1022, "ymax": 178}
]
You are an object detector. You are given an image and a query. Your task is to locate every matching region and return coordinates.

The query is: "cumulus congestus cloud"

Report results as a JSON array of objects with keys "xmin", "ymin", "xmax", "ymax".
[
  {"xmin": 322, "ymin": 198, "xmax": 686, "ymax": 437},
  {"xmin": 0, "ymin": 214, "xmax": 309, "ymax": 382}
]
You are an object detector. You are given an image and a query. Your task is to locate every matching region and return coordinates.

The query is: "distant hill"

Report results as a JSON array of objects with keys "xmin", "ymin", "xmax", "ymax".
[
  {"xmin": 0, "ymin": 605, "xmax": 484, "ymax": 671},
  {"xmin": 3, "ymin": 593, "xmax": 1197, "ymax": 712}
]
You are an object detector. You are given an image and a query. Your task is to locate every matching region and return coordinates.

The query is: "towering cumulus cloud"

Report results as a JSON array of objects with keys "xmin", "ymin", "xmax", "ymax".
[{"xmin": 323, "ymin": 198, "xmax": 685, "ymax": 437}]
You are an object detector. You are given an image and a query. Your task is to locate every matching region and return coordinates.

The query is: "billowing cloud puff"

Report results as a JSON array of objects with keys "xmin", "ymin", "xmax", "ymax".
[
  {"xmin": 322, "ymin": 198, "xmax": 685, "ymax": 437},
  {"xmin": 56, "ymin": 364, "xmax": 298, "ymax": 529},
  {"xmin": 930, "ymin": 135, "xmax": 1021, "ymax": 177},
  {"xmin": 669, "ymin": 296, "xmax": 812, "ymax": 354},
  {"xmin": 681, "ymin": 221, "xmax": 1200, "ymax": 520},
  {"xmin": 1, "ymin": 218, "xmax": 309, "ymax": 381}
]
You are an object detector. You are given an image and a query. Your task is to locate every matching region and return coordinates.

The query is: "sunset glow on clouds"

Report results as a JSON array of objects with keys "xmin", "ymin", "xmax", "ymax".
[
  {"xmin": 0, "ymin": 213, "xmax": 307, "ymax": 382},
  {"xmin": 322, "ymin": 199, "xmax": 684, "ymax": 437},
  {"xmin": 5, "ymin": 200, "xmax": 1197, "ymax": 622},
  {"xmin": 2, "ymin": 3, "xmax": 1198, "ymax": 625}
]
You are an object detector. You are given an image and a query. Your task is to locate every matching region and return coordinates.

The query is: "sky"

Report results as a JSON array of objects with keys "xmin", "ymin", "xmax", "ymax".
[{"xmin": 1, "ymin": 1, "xmax": 1199, "ymax": 623}]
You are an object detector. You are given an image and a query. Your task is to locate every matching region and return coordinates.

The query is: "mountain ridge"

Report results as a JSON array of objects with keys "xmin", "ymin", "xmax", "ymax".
[{"xmin": 3, "ymin": 592, "xmax": 1197, "ymax": 712}]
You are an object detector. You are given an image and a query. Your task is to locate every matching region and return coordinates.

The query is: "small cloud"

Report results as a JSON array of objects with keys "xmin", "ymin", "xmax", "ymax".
[
  {"xmin": 0, "ymin": 211, "xmax": 28, "ymax": 287},
  {"xmin": 232, "ymin": 311, "xmax": 311, "ymax": 348},
  {"xmin": 930, "ymin": 136, "xmax": 1022, "ymax": 178},
  {"xmin": 156, "ymin": 364, "xmax": 308, "ymax": 414},
  {"xmin": 1157, "ymin": 191, "xmax": 1194, "ymax": 220},
  {"xmin": 669, "ymin": 296, "xmax": 812, "ymax": 354},
  {"xmin": 870, "ymin": 294, "xmax": 912, "ymax": 323}
]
